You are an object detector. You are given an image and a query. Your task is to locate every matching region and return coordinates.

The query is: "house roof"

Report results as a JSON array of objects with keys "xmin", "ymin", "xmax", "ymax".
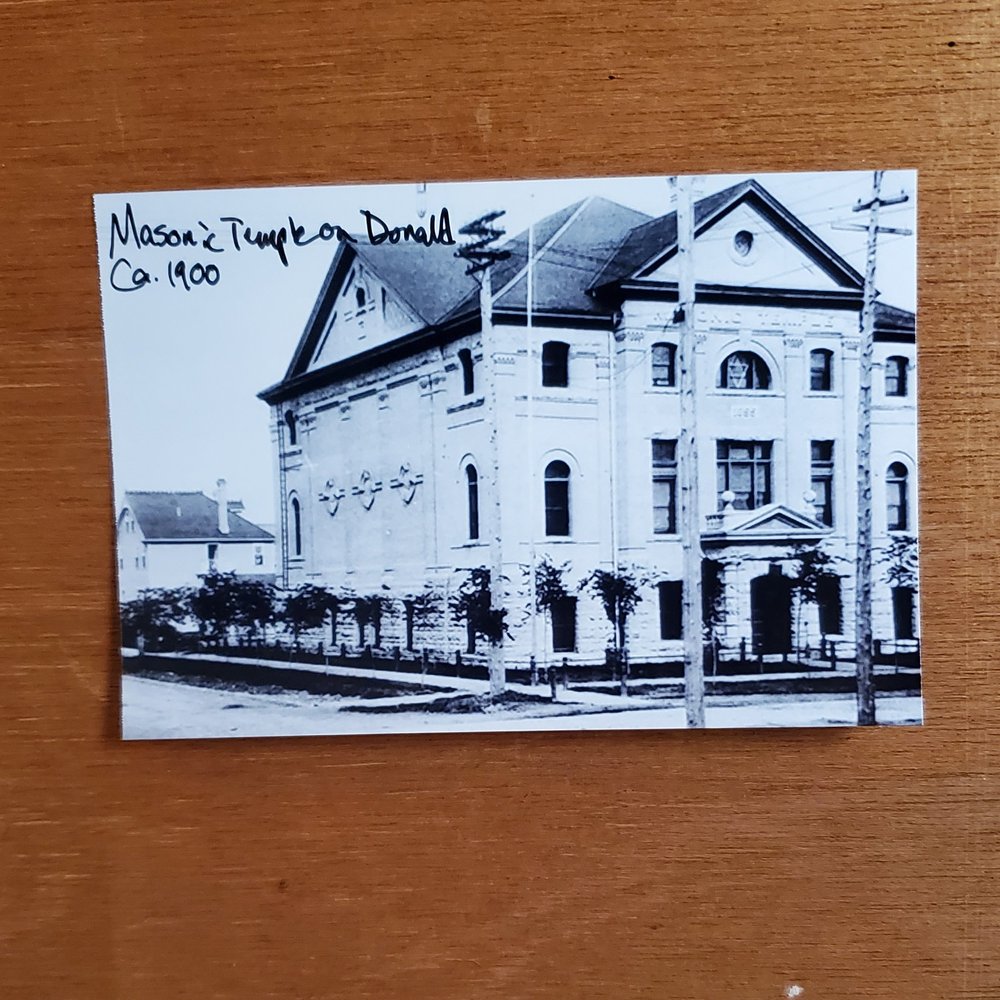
[
  {"xmin": 490, "ymin": 197, "xmax": 653, "ymax": 317},
  {"xmin": 262, "ymin": 180, "xmax": 914, "ymax": 403},
  {"xmin": 873, "ymin": 300, "xmax": 916, "ymax": 337},
  {"xmin": 590, "ymin": 178, "xmax": 865, "ymax": 291},
  {"xmin": 351, "ymin": 240, "xmax": 481, "ymax": 327},
  {"xmin": 123, "ymin": 492, "xmax": 275, "ymax": 542}
]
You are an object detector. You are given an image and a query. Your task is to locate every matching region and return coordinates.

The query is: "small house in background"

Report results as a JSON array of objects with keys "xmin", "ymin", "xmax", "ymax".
[{"xmin": 117, "ymin": 479, "xmax": 275, "ymax": 601}]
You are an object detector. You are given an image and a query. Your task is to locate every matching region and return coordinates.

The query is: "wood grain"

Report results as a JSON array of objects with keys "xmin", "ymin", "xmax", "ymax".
[{"xmin": 1, "ymin": 1, "xmax": 997, "ymax": 997}]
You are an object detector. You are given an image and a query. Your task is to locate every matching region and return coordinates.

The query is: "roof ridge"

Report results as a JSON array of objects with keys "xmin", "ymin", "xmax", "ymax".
[{"xmin": 125, "ymin": 489, "xmax": 207, "ymax": 497}]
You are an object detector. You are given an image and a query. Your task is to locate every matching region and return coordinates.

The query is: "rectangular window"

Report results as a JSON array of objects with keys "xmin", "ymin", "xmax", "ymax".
[
  {"xmin": 817, "ymin": 575, "xmax": 842, "ymax": 634},
  {"xmin": 254, "ymin": 545, "xmax": 264, "ymax": 566},
  {"xmin": 658, "ymin": 581, "xmax": 683, "ymax": 640},
  {"xmin": 887, "ymin": 480, "xmax": 907, "ymax": 531},
  {"xmin": 208, "ymin": 543, "xmax": 218, "ymax": 569},
  {"xmin": 551, "ymin": 597, "xmax": 577, "ymax": 652},
  {"xmin": 651, "ymin": 439, "xmax": 678, "ymax": 534},
  {"xmin": 885, "ymin": 357, "xmax": 907, "ymax": 397},
  {"xmin": 716, "ymin": 441, "xmax": 772, "ymax": 510},
  {"xmin": 541, "ymin": 341, "xmax": 569, "ymax": 387},
  {"xmin": 810, "ymin": 350, "xmax": 833, "ymax": 391},
  {"xmin": 810, "ymin": 440, "xmax": 834, "ymax": 527},
  {"xmin": 892, "ymin": 587, "xmax": 915, "ymax": 640}
]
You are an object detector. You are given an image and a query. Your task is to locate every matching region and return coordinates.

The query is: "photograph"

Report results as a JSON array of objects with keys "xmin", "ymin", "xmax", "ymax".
[{"xmin": 94, "ymin": 169, "xmax": 922, "ymax": 739}]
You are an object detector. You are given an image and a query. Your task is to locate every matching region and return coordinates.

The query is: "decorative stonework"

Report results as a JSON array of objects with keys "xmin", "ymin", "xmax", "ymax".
[
  {"xmin": 352, "ymin": 470, "xmax": 382, "ymax": 510},
  {"xmin": 844, "ymin": 338, "xmax": 860, "ymax": 353},
  {"xmin": 389, "ymin": 464, "xmax": 424, "ymax": 505},
  {"xmin": 318, "ymin": 479, "xmax": 345, "ymax": 517},
  {"xmin": 377, "ymin": 387, "xmax": 390, "ymax": 409},
  {"xmin": 786, "ymin": 337, "xmax": 803, "ymax": 349}
]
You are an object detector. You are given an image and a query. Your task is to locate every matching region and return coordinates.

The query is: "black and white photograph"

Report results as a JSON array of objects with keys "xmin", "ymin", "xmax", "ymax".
[{"xmin": 94, "ymin": 169, "xmax": 922, "ymax": 739}]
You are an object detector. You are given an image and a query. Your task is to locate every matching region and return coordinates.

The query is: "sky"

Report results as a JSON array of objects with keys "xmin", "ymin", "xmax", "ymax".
[{"xmin": 95, "ymin": 168, "xmax": 917, "ymax": 526}]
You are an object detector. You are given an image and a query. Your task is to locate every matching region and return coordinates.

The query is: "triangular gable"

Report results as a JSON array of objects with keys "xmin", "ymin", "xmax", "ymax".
[
  {"xmin": 278, "ymin": 239, "xmax": 478, "ymax": 385},
  {"xmin": 643, "ymin": 199, "xmax": 850, "ymax": 293},
  {"xmin": 703, "ymin": 502, "xmax": 830, "ymax": 544},
  {"xmin": 731, "ymin": 504, "xmax": 828, "ymax": 534},
  {"xmin": 305, "ymin": 254, "xmax": 425, "ymax": 372},
  {"xmin": 592, "ymin": 179, "xmax": 864, "ymax": 294}
]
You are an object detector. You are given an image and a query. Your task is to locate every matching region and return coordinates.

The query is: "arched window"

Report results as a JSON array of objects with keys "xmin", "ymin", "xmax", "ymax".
[
  {"xmin": 886, "ymin": 356, "xmax": 908, "ymax": 397},
  {"xmin": 465, "ymin": 465, "xmax": 479, "ymax": 540},
  {"xmin": 355, "ymin": 286, "xmax": 367, "ymax": 309},
  {"xmin": 809, "ymin": 349, "xmax": 833, "ymax": 391},
  {"xmin": 718, "ymin": 351, "xmax": 771, "ymax": 390},
  {"xmin": 284, "ymin": 410, "xmax": 298, "ymax": 446},
  {"xmin": 886, "ymin": 462, "xmax": 909, "ymax": 530},
  {"xmin": 544, "ymin": 460, "xmax": 571, "ymax": 536},
  {"xmin": 542, "ymin": 341, "xmax": 570, "ymax": 388},
  {"xmin": 651, "ymin": 342, "xmax": 676, "ymax": 387},
  {"xmin": 458, "ymin": 348, "xmax": 475, "ymax": 396},
  {"xmin": 290, "ymin": 495, "xmax": 302, "ymax": 555}
]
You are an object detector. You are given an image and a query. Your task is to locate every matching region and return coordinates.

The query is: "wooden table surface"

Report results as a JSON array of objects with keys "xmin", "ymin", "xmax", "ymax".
[{"xmin": 1, "ymin": 2, "xmax": 997, "ymax": 997}]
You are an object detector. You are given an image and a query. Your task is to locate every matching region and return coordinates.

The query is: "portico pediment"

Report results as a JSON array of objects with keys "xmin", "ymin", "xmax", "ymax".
[{"xmin": 702, "ymin": 502, "xmax": 830, "ymax": 545}]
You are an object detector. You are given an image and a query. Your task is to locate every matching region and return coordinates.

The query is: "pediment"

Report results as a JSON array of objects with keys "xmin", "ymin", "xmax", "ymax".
[
  {"xmin": 306, "ymin": 260, "xmax": 423, "ymax": 372},
  {"xmin": 737, "ymin": 505, "xmax": 826, "ymax": 533},
  {"xmin": 643, "ymin": 200, "xmax": 848, "ymax": 293},
  {"xmin": 703, "ymin": 503, "xmax": 830, "ymax": 544}
]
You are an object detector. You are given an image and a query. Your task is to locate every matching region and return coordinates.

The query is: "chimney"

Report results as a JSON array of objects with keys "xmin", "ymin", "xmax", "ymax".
[{"xmin": 216, "ymin": 478, "xmax": 230, "ymax": 535}]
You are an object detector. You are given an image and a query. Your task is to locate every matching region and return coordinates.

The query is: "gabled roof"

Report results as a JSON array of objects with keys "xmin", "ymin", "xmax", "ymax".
[
  {"xmin": 351, "ymin": 240, "xmax": 479, "ymax": 327},
  {"xmin": 263, "ymin": 180, "xmax": 913, "ymax": 404},
  {"xmin": 591, "ymin": 178, "xmax": 865, "ymax": 291},
  {"xmin": 124, "ymin": 492, "xmax": 274, "ymax": 542},
  {"xmin": 491, "ymin": 197, "xmax": 652, "ymax": 317}
]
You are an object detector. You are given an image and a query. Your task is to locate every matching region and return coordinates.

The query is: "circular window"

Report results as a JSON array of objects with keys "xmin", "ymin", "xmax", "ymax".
[{"xmin": 733, "ymin": 230, "xmax": 754, "ymax": 257}]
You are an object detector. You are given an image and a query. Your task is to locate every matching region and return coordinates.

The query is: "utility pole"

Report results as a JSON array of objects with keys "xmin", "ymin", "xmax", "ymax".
[
  {"xmin": 850, "ymin": 171, "xmax": 910, "ymax": 725},
  {"xmin": 673, "ymin": 175, "xmax": 705, "ymax": 729},
  {"xmin": 457, "ymin": 212, "xmax": 511, "ymax": 698}
]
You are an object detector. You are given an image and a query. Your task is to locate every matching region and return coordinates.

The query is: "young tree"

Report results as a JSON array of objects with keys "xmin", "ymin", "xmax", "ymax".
[
  {"xmin": 701, "ymin": 558, "xmax": 726, "ymax": 670},
  {"xmin": 356, "ymin": 593, "xmax": 394, "ymax": 648},
  {"xmin": 284, "ymin": 584, "xmax": 333, "ymax": 650},
  {"xmin": 401, "ymin": 587, "xmax": 442, "ymax": 651},
  {"xmin": 789, "ymin": 544, "xmax": 843, "ymax": 654},
  {"xmin": 882, "ymin": 534, "xmax": 918, "ymax": 589},
  {"xmin": 534, "ymin": 555, "xmax": 570, "ymax": 633},
  {"xmin": 189, "ymin": 572, "xmax": 247, "ymax": 645},
  {"xmin": 120, "ymin": 587, "xmax": 190, "ymax": 651},
  {"xmin": 450, "ymin": 568, "xmax": 507, "ymax": 655},
  {"xmin": 579, "ymin": 566, "xmax": 648, "ymax": 695},
  {"xmin": 232, "ymin": 578, "xmax": 278, "ymax": 645},
  {"xmin": 352, "ymin": 596, "xmax": 372, "ymax": 647}
]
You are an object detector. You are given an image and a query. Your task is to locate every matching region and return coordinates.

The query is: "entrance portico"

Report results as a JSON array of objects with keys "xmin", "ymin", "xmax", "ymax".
[{"xmin": 702, "ymin": 500, "xmax": 834, "ymax": 657}]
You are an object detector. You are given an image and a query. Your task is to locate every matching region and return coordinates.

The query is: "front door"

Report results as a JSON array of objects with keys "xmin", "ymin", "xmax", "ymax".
[{"xmin": 750, "ymin": 567, "xmax": 792, "ymax": 654}]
